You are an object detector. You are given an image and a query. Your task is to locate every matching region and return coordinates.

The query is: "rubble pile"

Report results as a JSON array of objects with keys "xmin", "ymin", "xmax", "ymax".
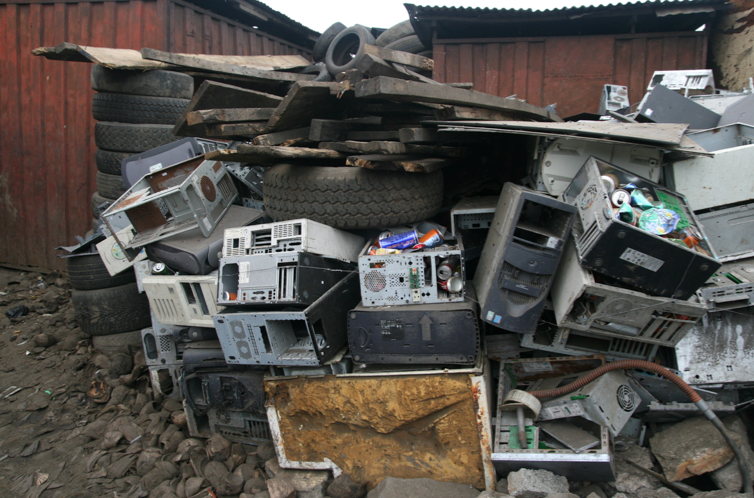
[{"xmin": 16, "ymin": 18, "xmax": 754, "ymax": 498}]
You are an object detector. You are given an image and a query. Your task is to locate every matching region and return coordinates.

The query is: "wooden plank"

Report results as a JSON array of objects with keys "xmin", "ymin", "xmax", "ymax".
[
  {"xmin": 140, "ymin": 47, "xmax": 314, "ymax": 83},
  {"xmin": 436, "ymin": 106, "xmax": 523, "ymax": 121},
  {"xmin": 319, "ymin": 141, "xmax": 469, "ymax": 158},
  {"xmin": 203, "ymin": 122, "xmax": 268, "ymax": 137},
  {"xmin": 173, "ymin": 80, "xmax": 282, "ymax": 137},
  {"xmin": 32, "ymin": 42, "xmax": 170, "ymax": 69},
  {"xmin": 309, "ymin": 117, "xmax": 382, "ymax": 142},
  {"xmin": 186, "ymin": 107, "xmax": 274, "ymax": 125},
  {"xmin": 346, "ymin": 154, "xmax": 453, "ymax": 173},
  {"xmin": 266, "ymin": 81, "xmax": 347, "ymax": 132},
  {"xmin": 353, "ymin": 54, "xmax": 422, "ymax": 82},
  {"xmin": 159, "ymin": 52, "xmax": 311, "ymax": 69},
  {"xmin": 355, "ymin": 77, "xmax": 561, "ymax": 122},
  {"xmin": 399, "ymin": 127, "xmax": 440, "ymax": 144},
  {"xmin": 346, "ymin": 130, "xmax": 400, "ymax": 141},
  {"xmin": 252, "ymin": 127, "xmax": 311, "ymax": 146},
  {"xmin": 206, "ymin": 145, "xmax": 346, "ymax": 164},
  {"xmin": 363, "ymin": 45, "xmax": 433, "ymax": 71}
]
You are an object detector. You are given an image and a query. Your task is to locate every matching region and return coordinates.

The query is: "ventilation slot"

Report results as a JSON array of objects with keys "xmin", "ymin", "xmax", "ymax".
[
  {"xmin": 364, "ymin": 271, "xmax": 387, "ymax": 292},
  {"xmin": 217, "ymin": 174, "xmax": 234, "ymax": 200}
]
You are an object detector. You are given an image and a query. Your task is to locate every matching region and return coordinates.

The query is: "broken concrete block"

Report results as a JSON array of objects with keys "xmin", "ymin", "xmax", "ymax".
[
  {"xmin": 614, "ymin": 445, "xmax": 661, "ymax": 494},
  {"xmin": 327, "ymin": 473, "xmax": 366, "ymax": 498},
  {"xmin": 711, "ymin": 415, "xmax": 754, "ymax": 493},
  {"xmin": 266, "ymin": 456, "xmax": 284, "ymax": 478},
  {"xmin": 365, "ymin": 477, "xmax": 479, "ymax": 498},
  {"xmin": 257, "ymin": 440, "xmax": 277, "ymax": 460},
  {"xmin": 267, "ymin": 475, "xmax": 296, "ymax": 498},
  {"xmin": 690, "ymin": 491, "xmax": 750, "ymax": 498},
  {"xmin": 507, "ymin": 469, "xmax": 569, "ymax": 498},
  {"xmin": 650, "ymin": 417, "xmax": 734, "ymax": 481},
  {"xmin": 287, "ymin": 469, "xmax": 329, "ymax": 498},
  {"xmin": 634, "ymin": 488, "xmax": 680, "ymax": 498},
  {"xmin": 578, "ymin": 484, "xmax": 607, "ymax": 498}
]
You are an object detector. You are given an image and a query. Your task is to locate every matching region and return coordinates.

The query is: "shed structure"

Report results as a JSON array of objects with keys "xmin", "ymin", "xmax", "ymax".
[
  {"xmin": 408, "ymin": 0, "xmax": 729, "ymax": 118},
  {"xmin": 0, "ymin": 0, "xmax": 316, "ymax": 270}
]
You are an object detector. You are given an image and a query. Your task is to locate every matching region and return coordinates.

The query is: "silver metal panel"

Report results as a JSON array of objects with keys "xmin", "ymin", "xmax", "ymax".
[
  {"xmin": 358, "ymin": 236, "xmax": 465, "ymax": 307},
  {"xmin": 209, "ymin": 408, "xmax": 272, "ymax": 445},
  {"xmin": 521, "ymin": 328, "xmax": 660, "ymax": 362},
  {"xmin": 676, "ymin": 310, "xmax": 754, "ymax": 386},
  {"xmin": 684, "ymin": 123, "xmax": 754, "ymax": 152},
  {"xmin": 143, "ymin": 274, "xmax": 220, "ymax": 328},
  {"xmin": 450, "ymin": 196, "xmax": 498, "ymax": 236},
  {"xmin": 719, "ymin": 93, "xmax": 754, "ymax": 127},
  {"xmin": 697, "ymin": 202, "xmax": 754, "ymax": 261},
  {"xmin": 698, "ymin": 257, "xmax": 754, "ymax": 311},
  {"xmin": 149, "ymin": 364, "xmax": 182, "ymax": 399},
  {"xmin": 142, "ymin": 325, "xmax": 181, "ymax": 367}
]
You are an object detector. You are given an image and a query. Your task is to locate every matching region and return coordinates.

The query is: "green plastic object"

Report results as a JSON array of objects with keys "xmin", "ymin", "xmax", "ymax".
[{"xmin": 508, "ymin": 425, "xmax": 537, "ymax": 449}]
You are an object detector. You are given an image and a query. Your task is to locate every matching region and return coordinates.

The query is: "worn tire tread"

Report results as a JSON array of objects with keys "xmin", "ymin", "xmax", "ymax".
[
  {"xmin": 263, "ymin": 164, "xmax": 443, "ymax": 229},
  {"xmin": 67, "ymin": 254, "xmax": 136, "ymax": 291},
  {"xmin": 93, "ymin": 93, "xmax": 189, "ymax": 124},
  {"xmin": 94, "ymin": 122, "xmax": 177, "ymax": 153},
  {"xmin": 96, "ymin": 171, "xmax": 127, "ymax": 200},
  {"xmin": 96, "ymin": 149, "xmax": 132, "ymax": 175},
  {"xmin": 72, "ymin": 283, "xmax": 151, "ymax": 336}
]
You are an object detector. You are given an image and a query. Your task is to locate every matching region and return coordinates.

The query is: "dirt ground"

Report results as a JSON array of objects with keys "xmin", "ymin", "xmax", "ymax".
[{"xmin": 0, "ymin": 266, "xmax": 142, "ymax": 497}]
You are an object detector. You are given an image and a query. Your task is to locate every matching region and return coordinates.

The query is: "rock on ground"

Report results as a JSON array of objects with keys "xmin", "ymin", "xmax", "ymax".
[
  {"xmin": 507, "ymin": 469, "xmax": 569, "ymax": 498},
  {"xmin": 711, "ymin": 415, "xmax": 754, "ymax": 493},
  {"xmin": 366, "ymin": 477, "xmax": 480, "ymax": 498},
  {"xmin": 613, "ymin": 445, "xmax": 662, "ymax": 494}
]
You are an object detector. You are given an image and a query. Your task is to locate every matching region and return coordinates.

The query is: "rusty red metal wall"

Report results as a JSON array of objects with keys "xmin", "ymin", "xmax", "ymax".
[
  {"xmin": 433, "ymin": 32, "xmax": 708, "ymax": 118},
  {"xmin": 0, "ymin": 0, "xmax": 309, "ymax": 271}
]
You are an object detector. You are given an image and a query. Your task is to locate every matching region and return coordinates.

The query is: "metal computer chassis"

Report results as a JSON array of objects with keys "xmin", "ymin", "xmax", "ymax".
[
  {"xmin": 521, "ymin": 327, "xmax": 661, "ymax": 362},
  {"xmin": 347, "ymin": 293, "xmax": 480, "ymax": 365},
  {"xmin": 358, "ymin": 235, "xmax": 466, "ymax": 307},
  {"xmin": 217, "ymin": 251, "xmax": 355, "ymax": 306},
  {"xmin": 450, "ymin": 197, "xmax": 498, "ymax": 236},
  {"xmin": 551, "ymin": 240, "xmax": 705, "ymax": 347},
  {"xmin": 213, "ymin": 273, "xmax": 360, "ymax": 366},
  {"xmin": 143, "ymin": 274, "xmax": 221, "ymax": 328},
  {"xmin": 563, "ymin": 156, "xmax": 720, "ymax": 300},
  {"xmin": 697, "ymin": 202, "xmax": 754, "ymax": 262},
  {"xmin": 142, "ymin": 327, "xmax": 181, "ymax": 367},
  {"xmin": 103, "ymin": 155, "xmax": 238, "ymax": 255},
  {"xmin": 222, "ymin": 218, "xmax": 364, "ymax": 263},
  {"xmin": 493, "ymin": 355, "xmax": 615, "ymax": 481},
  {"xmin": 697, "ymin": 257, "xmax": 754, "ymax": 311},
  {"xmin": 149, "ymin": 364, "xmax": 182, "ymax": 399},
  {"xmin": 183, "ymin": 369, "xmax": 266, "ymax": 416},
  {"xmin": 184, "ymin": 402, "xmax": 272, "ymax": 444}
]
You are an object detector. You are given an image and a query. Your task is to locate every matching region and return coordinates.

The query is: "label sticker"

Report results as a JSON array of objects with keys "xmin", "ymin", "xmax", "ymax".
[
  {"xmin": 238, "ymin": 262, "xmax": 250, "ymax": 284},
  {"xmin": 580, "ymin": 184, "xmax": 599, "ymax": 210},
  {"xmin": 541, "ymin": 402, "xmax": 585, "ymax": 420},
  {"xmin": 380, "ymin": 319, "xmax": 404, "ymax": 341},
  {"xmin": 620, "ymin": 248, "xmax": 664, "ymax": 272},
  {"xmin": 202, "ymin": 218, "xmax": 212, "ymax": 231},
  {"xmin": 493, "ymin": 315, "xmax": 502, "ymax": 324},
  {"xmin": 486, "ymin": 311, "xmax": 495, "ymax": 321},
  {"xmin": 148, "ymin": 163, "xmax": 163, "ymax": 173},
  {"xmin": 645, "ymin": 108, "xmax": 654, "ymax": 117}
]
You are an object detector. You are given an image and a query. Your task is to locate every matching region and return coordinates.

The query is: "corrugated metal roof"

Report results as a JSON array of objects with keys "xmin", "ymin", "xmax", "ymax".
[{"xmin": 408, "ymin": 0, "xmax": 729, "ymax": 19}]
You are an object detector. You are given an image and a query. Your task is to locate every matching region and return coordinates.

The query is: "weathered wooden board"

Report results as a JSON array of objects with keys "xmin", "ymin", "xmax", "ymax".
[
  {"xmin": 266, "ymin": 82, "xmax": 348, "ymax": 132},
  {"xmin": 362, "ymin": 45, "xmax": 434, "ymax": 71},
  {"xmin": 355, "ymin": 77, "xmax": 561, "ymax": 122},
  {"xmin": 228, "ymin": 144, "xmax": 347, "ymax": 163},
  {"xmin": 252, "ymin": 127, "xmax": 311, "ymax": 146},
  {"xmin": 141, "ymin": 48, "xmax": 314, "ymax": 83},
  {"xmin": 145, "ymin": 53, "xmax": 310, "ymax": 70},
  {"xmin": 346, "ymin": 130, "xmax": 400, "ymax": 141},
  {"xmin": 399, "ymin": 127, "xmax": 440, "ymax": 144},
  {"xmin": 173, "ymin": 81, "xmax": 282, "ymax": 137},
  {"xmin": 32, "ymin": 43, "xmax": 171, "ymax": 70},
  {"xmin": 309, "ymin": 117, "xmax": 383, "ymax": 142},
  {"xmin": 436, "ymin": 106, "xmax": 523, "ymax": 121},
  {"xmin": 186, "ymin": 108, "xmax": 275, "ymax": 126},
  {"xmin": 319, "ymin": 140, "xmax": 469, "ymax": 157},
  {"xmin": 203, "ymin": 122, "xmax": 269, "ymax": 138},
  {"xmin": 346, "ymin": 154, "xmax": 453, "ymax": 173}
]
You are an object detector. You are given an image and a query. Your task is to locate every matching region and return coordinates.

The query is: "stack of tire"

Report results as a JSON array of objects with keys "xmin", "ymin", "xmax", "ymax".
[
  {"xmin": 75, "ymin": 66, "xmax": 193, "ymax": 354},
  {"xmin": 90, "ymin": 66, "xmax": 192, "ymax": 227}
]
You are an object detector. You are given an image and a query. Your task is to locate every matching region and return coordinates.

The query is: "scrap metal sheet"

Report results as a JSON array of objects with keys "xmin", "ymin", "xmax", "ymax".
[{"xmin": 266, "ymin": 373, "xmax": 487, "ymax": 489}]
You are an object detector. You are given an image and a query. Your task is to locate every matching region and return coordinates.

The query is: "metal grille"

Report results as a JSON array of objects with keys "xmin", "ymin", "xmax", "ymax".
[
  {"xmin": 364, "ymin": 271, "xmax": 387, "ymax": 292},
  {"xmin": 159, "ymin": 335, "xmax": 173, "ymax": 353},
  {"xmin": 273, "ymin": 222, "xmax": 298, "ymax": 240},
  {"xmin": 217, "ymin": 174, "xmax": 234, "ymax": 200},
  {"xmin": 608, "ymin": 338, "xmax": 652, "ymax": 357},
  {"xmin": 277, "ymin": 266, "xmax": 297, "ymax": 301},
  {"xmin": 388, "ymin": 273, "xmax": 405, "ymax": 287},
  {"xmin": 153, "ymin": 298, "xmax": 179, "ymax": 321},
  {"xmin": 499, "ymin": 263, "xmax": 547, "ymax": 305},
  {"xmin": 235, "ymin": 340, "xmax": 253, "ymax": 360},
  {"xmin": 226, "ymin": 237, "xmax": 245, "ymax": 257},
  {"xmin": 245, "ymin": 323, "xmax": 261, "ymax": 357},
  {"xmin": 617, "ymin": 385, "xmax": 636, "ymax": 411},
  {"xmin": 577, "ymin": 220, "xmax": 601, "ymax": 255}
]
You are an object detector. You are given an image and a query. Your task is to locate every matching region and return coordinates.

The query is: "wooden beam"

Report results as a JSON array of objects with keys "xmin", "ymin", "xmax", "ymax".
[
  {"xmin": 346, "ymin": 154, "xmax": 453, "ymax": 173},
  {"xmin": 266, "ymin": 82, "xmax": 349, "ymax": 132},
  {"xmin": 233, "ymin": 144, "xmax": 347, "ymax": 163},
  {"xmin": 203, "ymin": 122, "xmax": 269, "ymax": 138},
  {"xmin": 346, "ymin": 130, "xmax": 400, "ymax": 141},
  {"xmin": 362, "ymin": 45, "xmax": 434, "ymax": 72},
  {"xmin": 186, "ymin": 108, "xmax": 275, "ymax": 126},
  {"xmin": 319, "ymin": 140, "xmax": 469, "ymax": 157},
  {"xmin": 252, "ymin": 127, "xmax": 311, "ymax": 146},
  {"xmin": 141, "ymin": 48, "xmax": 314, "ymax": 83},
  {"xmin": 354, "ymin": 77, "xmax": 561, "ymax": 122},
  {"xmin": 435, "ymin": 106, "xmax": 523, "ymax": 121},
  {"xmin": 309, "ymin": 117, "xmax": 382, "ymax": 142},
  {"xmin": 32, "ymin": 43, "xmax": 170, "ymax": 70},
  {"xmin": 172, "ymin": 81, "xmax": 282, "ymax": 137},
  {"xmin": 399, "ymin": 127, "xmax": 440, "ymax": 144}
]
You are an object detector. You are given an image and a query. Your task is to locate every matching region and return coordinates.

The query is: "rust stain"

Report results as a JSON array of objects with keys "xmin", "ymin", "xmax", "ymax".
[
  {"xmin": 266, "ymin": 374, "xmax": 486, "ymax": 490},
  {"xmin": 0, "ymin": 174, "xmax": 18, "ymax": 221}
]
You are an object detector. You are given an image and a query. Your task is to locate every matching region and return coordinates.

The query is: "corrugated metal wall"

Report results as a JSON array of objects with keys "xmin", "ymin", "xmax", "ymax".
[
  {"xmin": 0, "ymin": 0, "xmax": 309, "ymax": 271},
  {"xmin": 433, "ymin": 32, "xmax": 708, "ymax": 118}
]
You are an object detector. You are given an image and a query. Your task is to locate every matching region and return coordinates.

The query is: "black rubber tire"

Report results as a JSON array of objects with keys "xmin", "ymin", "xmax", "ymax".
[
  {"xmin": 92, "ymin": 93, "xmax": 189, "ymax": 125},
  {"xmin": 299, "ymin": 63, "xmax": 333, "ymax": 82},
  {"xmin": 91, "ymin": 65, "xmax": 195, "ymax": 99},
  {"xmin": 313, "ymin": 22, "xmax": 346, "ymax": 62},
  {"xmin": 92, "ymin": 330, "xmax": 143, "ymax": 356},
  {"xmin": 91, "ymin": 191, "xmax": 112, "ymax": 218},
  {"xmin": 72, "ymin": 282, "xmax": 151, "ymax": 336},
  {"xmin": 96, "ymin": 171, "xmax": 127, "ymax": 200},
  {"xmin": 263, "ymin": 164, "xmax": 443, "ymax": 229},
  {"xmin": 96, "ymin": 149, "xmax": 132, "ymax": 175},
  {"xmin": 325, "ymin": 26, "xmax": 376, "ymax": 76},
  {"xmin": 376, "ymin": 20, "xmax": 416, "ymax": 47},
  {"xmin": 94, "ymin": 122, "xmax": 177, "ymax": 153},
  {"xmin": 67, "ymin": 254, "xmax": 136, "ymax": 291},
  {"xmin": 384, "ymin": 35, "xmax": 427, "ymax": 54}
]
